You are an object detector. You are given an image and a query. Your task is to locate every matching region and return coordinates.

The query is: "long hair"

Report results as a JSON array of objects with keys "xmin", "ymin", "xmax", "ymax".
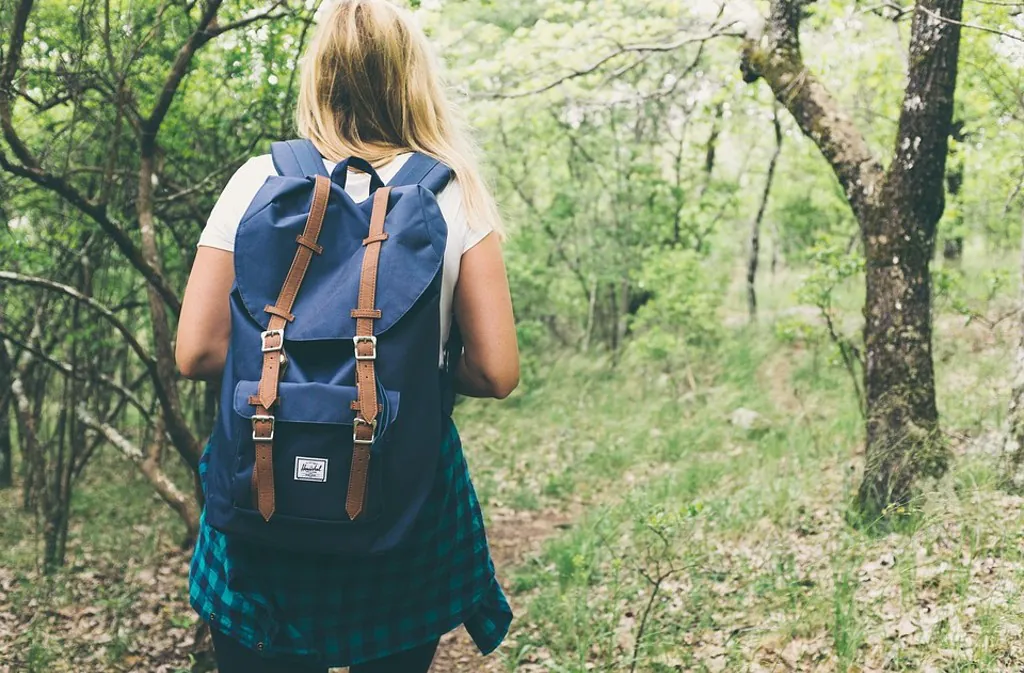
[{"xmin": 296, "ymin": 0, "xmax": 501, "ymax": 233}]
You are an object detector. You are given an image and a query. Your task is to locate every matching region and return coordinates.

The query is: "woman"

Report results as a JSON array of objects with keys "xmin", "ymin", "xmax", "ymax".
[{"xmin": 175, "ymin": 1, "xmax": 519, "ymax": 671}]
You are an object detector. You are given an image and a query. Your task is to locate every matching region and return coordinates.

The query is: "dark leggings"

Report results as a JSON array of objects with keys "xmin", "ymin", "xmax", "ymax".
[{"xmin": 210, "ymin": 627, "xmax": 439, "ymax": 673}]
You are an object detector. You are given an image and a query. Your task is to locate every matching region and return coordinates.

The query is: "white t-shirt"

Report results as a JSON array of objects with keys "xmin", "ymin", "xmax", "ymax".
[{"xmin": 198, "ymin": 152, "xmax": 490, "ymax": 363}]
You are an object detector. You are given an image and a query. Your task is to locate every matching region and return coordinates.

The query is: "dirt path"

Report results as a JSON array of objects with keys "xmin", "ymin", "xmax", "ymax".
[
  {"xmin": 0, "ymin": 489, "xmax": 575, "ymax": 673},
  {"xmin": 206, "ymin": 505, "xmax": 570, "ymax": 673},
  {"xmin": 425, "ymin": 506, "xmax": 572, "ymax": 673}
]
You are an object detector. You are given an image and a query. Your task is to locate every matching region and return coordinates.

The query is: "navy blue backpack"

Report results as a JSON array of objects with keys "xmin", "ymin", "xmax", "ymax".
[{"xmin": 204, "ymin": 139, "xmax": 458, "ymax": 555}]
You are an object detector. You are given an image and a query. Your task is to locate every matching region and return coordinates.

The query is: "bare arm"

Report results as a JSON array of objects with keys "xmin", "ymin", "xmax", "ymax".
[
  {"xmin": 453, "ymin": 233, "xmax": 519, "ymax": 399},
  {"xmin": 176, "ymin": 246, "xmax": 234, "ymax": 380}
]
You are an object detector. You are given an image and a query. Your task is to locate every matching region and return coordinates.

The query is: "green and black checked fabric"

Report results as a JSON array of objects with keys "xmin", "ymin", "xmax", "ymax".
[{"xmin": 189, "ymin": 419, "xmax": 511, "ymax": 667}]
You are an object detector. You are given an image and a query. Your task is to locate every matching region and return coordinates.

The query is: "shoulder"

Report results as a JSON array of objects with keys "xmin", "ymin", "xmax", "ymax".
[
  {"xmin": 435, "ymin": 175, "xmax": 463, "ymax": 212},
  {"xmin": 214, "ymin": 154, "xmax": 277, "ymax": 207},
  {"xmin": 435, "ymin": 176, "xmax": 491, "ymax": 254},
  {"xmin": 214, "ymin": 154, "xmax": 278, "ymax": 214},
  {"xmin": 435, "ymin": 177, "xmax": 466, "ymax": 238},
  {"xmin": 197, "ymin": 155, "xmax": 278, "ymax": 252},
  {"xmin": 228, "ymin": 154, "xmax": 277, "ymax": 188}
]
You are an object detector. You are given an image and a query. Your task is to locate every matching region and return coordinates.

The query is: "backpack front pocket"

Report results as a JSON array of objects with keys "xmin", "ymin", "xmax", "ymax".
[{"xmin": 229, "ymin": 380, "xmax": 399, "ymax": 523}]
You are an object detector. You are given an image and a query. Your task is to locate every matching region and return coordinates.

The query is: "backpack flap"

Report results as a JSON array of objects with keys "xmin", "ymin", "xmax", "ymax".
[{"xmin": 233, "ymin": 180, "xmax": 446, "ymax": 341}]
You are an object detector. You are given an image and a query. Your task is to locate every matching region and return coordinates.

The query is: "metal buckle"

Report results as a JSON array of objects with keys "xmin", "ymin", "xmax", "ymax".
[
  {"xmin": 252, "ymin": 414, "xmax": 275, "ymax": 442},
  {"xmin": 352, "ymin": 417, "xmax": 377, "ymax": 445},
  {"xmin": 353, "ymin": 335, "xmax": 377, "ymax": 361},
  {"xmin": 261, "ymin": 329, "xmax": 284, "ymax": 353}
]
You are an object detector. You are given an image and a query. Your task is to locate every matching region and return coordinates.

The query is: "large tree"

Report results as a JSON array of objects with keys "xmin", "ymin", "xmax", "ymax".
[{"xmin": 741, "ymin": 0, "xmax": 964, "ymax": 518}]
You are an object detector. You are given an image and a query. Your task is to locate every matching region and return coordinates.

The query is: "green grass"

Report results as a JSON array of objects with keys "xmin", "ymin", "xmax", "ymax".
[
  {"xmin": 5, "ymin": 252, "xmax": 1024, "ymax": 671},
  {"xmin": 493, "ymin": 257, "xmax": 1024, "ymax": 671}
]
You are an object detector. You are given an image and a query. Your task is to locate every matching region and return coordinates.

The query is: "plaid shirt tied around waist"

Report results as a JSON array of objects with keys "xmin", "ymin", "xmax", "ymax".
[{"xmin": 189, "ymin": 419, "xmax": 511, "ymax": 667}]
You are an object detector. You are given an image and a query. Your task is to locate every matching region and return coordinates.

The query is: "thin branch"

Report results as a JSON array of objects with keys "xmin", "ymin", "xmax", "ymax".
[
  {"xmin": 0, "ymin": 330, "xmax": 150, "ymax": 420},
  {"xmin": 155, "ymin": 161, "xmax": 239, "ymax": 203},
  {"xmin": 487, "ymin": 26, "xmax": 741, "ymax": 100},
  {"xmin": 821, "ymin": 303, "xmax": 867, "ymax": 419},
  {"xmin": 629, "ymin": 569, "xmax": 674, "ymax": 673},
  {"xmin": 77, "ymin": 406, "xmax": 199, "ymax": 542},
  {"xmin": 206, "ymin": 1, "xmax": 296, "ymax": 39},
  {"xmin": 0, "ymin": 272, "xmax": 155, "ymax": 369},
  {"xmin": 280, "ymin": 1, "xmax": 320, "ymax": 136},
  {"xmin": 142, "ymin": 0, "xmax": 226, "ymax": 144},
  {"xmin": 918, "ymin": 4, "xmax": 1024, "ymax": 42},
  {"xmin": 0, "ymin": 150, "xmax": 182, "ymax": 314}
]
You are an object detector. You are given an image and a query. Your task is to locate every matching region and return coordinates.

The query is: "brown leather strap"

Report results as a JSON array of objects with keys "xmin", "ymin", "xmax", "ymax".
[
  {"xmin": 251, "ymin": 175, "xmax": 331, "ymax": 522},
  {"xmin": 264, "ymin": 305, "xmax": 295, "ymax": 322},
  {"xmin": 295, "ymin": 235, "xmax": 324, "ymax": 254},
  {"xmin": 362, "ymin": 233, "xmax": 389, "ymax": 246},
  {"xmin": 346, "ymin": 186, "xmax": 391, "ymax": 520}
]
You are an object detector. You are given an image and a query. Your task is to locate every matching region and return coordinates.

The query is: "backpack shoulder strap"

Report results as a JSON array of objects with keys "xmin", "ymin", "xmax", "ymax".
[
  {"xmin": 388, "ymin": 152, "xmax": 453, "ymax": 195},
  {"xmin": 270, "ymin": 139, "xmax": 329, "ymax": 178},
  {"xmin": 249, "ymin": 175, "xmax": 332, "ymax": 522},
  {"xmin": 347, "ymin": 186, "xmax": 392, "ymax": 521}
]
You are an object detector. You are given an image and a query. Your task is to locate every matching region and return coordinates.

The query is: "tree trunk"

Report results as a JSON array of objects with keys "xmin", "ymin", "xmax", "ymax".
[
  {"xmin": 741, "ymin": 0, "xmax": 963, "ymax": 519},
  {"xmin": 942, "ymin": 238, "xmax": 963, "ymax": 260},
  {"xmin": 747, "ymin": 109, "xmax": 783, "ymax": 322},
  {"xmin": 43, "ymin": 404, "xmax": 69, "ymax": 573},
  {"xmin": 701, "ymin": 102, "xmax": 724, "ymax": 193},
  {"xmin": 0, "ymin": 304, "xmax": 12, "ymax": 488},
  {"xmin": 943, "ymin": 153, "xmax": 964, "ymax": 262},
  {"xmin": 137, "ymin": 149, "xmax": 201, "ymax": 470},
  {"xmin": 0, "ymin": 378, "xmax": 10, "ymax": 489},
  {"xmin": 857, "ymin": 0, "xmax": 961, "ymax": 516},
  {"xmin": 1002, "ymin": 209, "xmax": 1024, "ymax": 489},
  {"xmin": 858, "ymin": 199, "xmax": 945, "ymax": 514}
]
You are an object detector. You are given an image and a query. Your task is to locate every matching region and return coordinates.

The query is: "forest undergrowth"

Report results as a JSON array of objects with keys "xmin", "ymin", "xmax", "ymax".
[{"xmin": 2, "ymin": 257, "xmax": 1024, "ymax": 673}]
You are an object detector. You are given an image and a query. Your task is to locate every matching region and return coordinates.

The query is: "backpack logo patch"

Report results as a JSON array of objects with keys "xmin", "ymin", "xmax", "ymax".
[{"xmin": 294, "ymin": 457, "xmax": 328, "ymax": 483}]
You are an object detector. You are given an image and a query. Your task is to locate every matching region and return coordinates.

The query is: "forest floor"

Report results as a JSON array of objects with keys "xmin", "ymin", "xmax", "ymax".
[{"xmin": 5, "ymin": 264, "xmax": 1024, "ymax": 672}]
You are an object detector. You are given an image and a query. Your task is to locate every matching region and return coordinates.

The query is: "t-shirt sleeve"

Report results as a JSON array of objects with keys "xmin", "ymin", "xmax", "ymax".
[
  {"xmin": 436, "ymin": 178, "xmax": 493, "ymax": 254},
  {"xmin": 197, "ymin": 156, "xmax": 273, "ymax": 252}
]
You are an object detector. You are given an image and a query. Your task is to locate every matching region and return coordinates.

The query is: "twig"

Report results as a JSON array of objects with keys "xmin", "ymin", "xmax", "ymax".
[
  {"xmin": 821, "ymin": 303, "xmax": 867, "ymax": 419},
  {"xmin": 0, "ymin": 330, "xmax": 150, "ymax": 420},
  {"xmin": 918, "ymin": 5, "xmax": 1024, "ymax": 43},
  {"xmin": 486, "ymin": 25, "xmax": 742, "ymax": 99},
  {"xmin": 77, "ymin": 406, "xmax": 199, "ymax": 541},
  {"xmin": 206, "ymin": 1, "xmax": 296, "ymax": 39},
  {"xmin": 0, "ymin": 272, "xmax": 155, "ymax": 369},
  {"xmin": 969, "ymin": 0, "xmax": 1024, "ymax": 6},
  {"xmin": 629, "ymin": 567, "xmax": 674, "ymax": 673}
]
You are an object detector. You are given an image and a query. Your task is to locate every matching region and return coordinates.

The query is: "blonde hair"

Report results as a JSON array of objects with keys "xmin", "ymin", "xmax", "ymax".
[{"xmin": 296, "ymin": 0, "xmax": 501, "ymax": 233}]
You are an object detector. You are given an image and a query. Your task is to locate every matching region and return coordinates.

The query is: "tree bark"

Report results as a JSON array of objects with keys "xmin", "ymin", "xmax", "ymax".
[
  {"xmin": 747, "ymin": 109, "xmax": 783, "ymax": 321},
  {"xmin": 943, "ymin": 151, "xmax": 964, "ymax": 261},
  {"xmin": 701, "ymin": 102, "xmax": 724, "ymax": 194},
  {"xmin": 5, "ymin": 349, "xmax": 45, "ymax": 517},
  {"xmin": 1003, "ymin": 208, "xmax": 1024, "ymax": 489},
  {"xmin": 742, "ymin": 0, "xmax": 963, "ymax": 519},
  {"xmin": 0, "ymin": 372, "xmax": 11, "ymax": 489},
  {"xmin": 0, "ymin": 291, "xmax": 13, "ymax": 489},
  {"xmin": 858, "ymin": 0, "xmax": 961, "ymax": 516},
  {"xmin": 137, "ymin": 150, "xmax": 201, "ymax": 470}
]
